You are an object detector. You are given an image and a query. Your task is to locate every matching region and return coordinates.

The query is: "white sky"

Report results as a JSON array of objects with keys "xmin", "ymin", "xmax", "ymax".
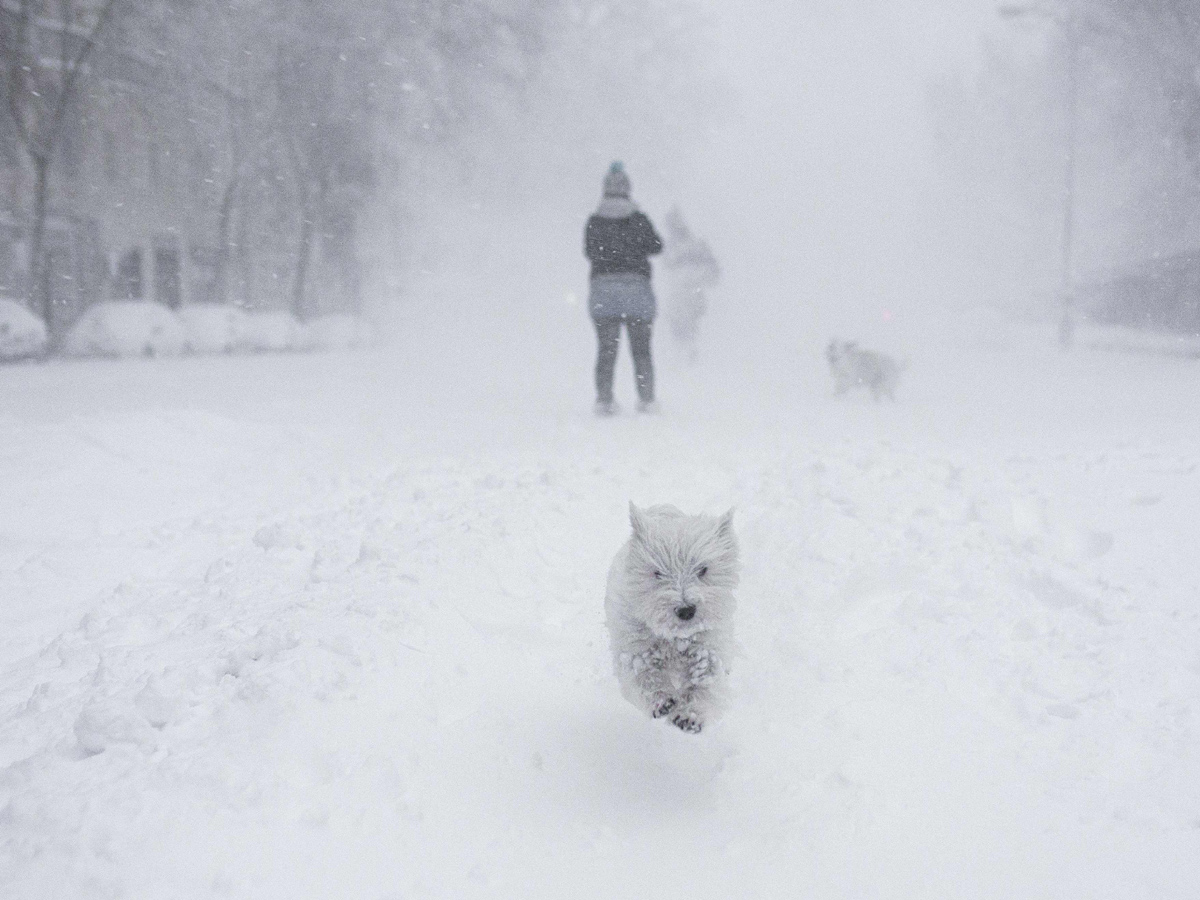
[{"xmin": 676, "ymin": 0, "xmax": 999, "ymax": 334}]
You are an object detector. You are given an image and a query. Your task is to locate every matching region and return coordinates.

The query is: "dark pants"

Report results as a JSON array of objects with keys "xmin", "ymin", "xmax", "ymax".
[{"xmin": 593, "ymin": 317, "xmax": 654, "ymax": 404}]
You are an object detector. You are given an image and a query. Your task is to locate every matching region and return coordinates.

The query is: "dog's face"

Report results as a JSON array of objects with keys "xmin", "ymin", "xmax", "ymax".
[
  {"xmin": 827, "ymin": 338, "xmax": 900, "ymax": 389},
  {"xmin": 826, "ymin": 339, "xmax": 858, "ymax": 371},
  {"xmin": 624, "ymin": 503, "xmax": 739, "ymax": 639}
]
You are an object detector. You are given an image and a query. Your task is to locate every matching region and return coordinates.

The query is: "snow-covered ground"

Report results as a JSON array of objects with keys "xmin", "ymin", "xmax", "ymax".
[{"xmin": 2, "ymin": 288, "xmax": 1199, "ymax": 899}]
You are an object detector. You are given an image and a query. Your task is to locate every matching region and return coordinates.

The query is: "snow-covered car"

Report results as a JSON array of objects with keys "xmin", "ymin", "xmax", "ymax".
[
  {"xmin": 0, "ymin": 298, "xmax": 48, "ymax": 361},
  {"xmin": 301, "ymin": 314, "xmax": 373, "ymax": 351},
  {"xmin": 178, "ymin": 304, "xmax": 250, "ymax": 354},
  {"xmin": 240, "ymin": 310, "xmax": 303, "ymax": 352},
  {"xmin": 63, "ymin": 301, "xmax": 186, "ymax": 359}
]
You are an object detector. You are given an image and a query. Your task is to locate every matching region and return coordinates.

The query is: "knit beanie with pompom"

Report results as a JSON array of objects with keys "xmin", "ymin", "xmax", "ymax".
[{"xmin": 603, "ymin": 161, "xmax": 631, "ymax": 198}]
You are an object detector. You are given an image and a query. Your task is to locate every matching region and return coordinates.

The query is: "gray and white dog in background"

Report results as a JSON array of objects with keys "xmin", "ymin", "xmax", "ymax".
[
  {"xmin": 826, "ymin": 339, "xmax": 905, "ymax": 401},
  {"xmin": 604, "ymin": 503, "xmax": 739, "ymax": 734}
]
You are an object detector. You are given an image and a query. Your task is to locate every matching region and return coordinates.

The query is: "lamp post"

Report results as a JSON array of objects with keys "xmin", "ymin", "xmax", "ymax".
[{"xmin": 999, "ymin": 1, "xmax": 1079, "ymax": 349}]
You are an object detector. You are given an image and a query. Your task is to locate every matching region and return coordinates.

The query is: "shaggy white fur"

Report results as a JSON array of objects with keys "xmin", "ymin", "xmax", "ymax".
[
  {"xmin": 825, "ymin": 339, "xmax": 905, "ymax": 402},
  {"xmin": 604, "ymin": 503, "xmax": 739, "ymax": 734}
]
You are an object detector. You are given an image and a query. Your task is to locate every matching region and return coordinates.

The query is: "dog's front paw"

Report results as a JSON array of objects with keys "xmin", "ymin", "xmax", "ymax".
[
  {"xmin": 671, "ymin": 714, "xmax": 702, "ymax": 734},
  {"xmin": 681, "ymin": 645, "xmax": 718, "ymax": 687},
  {"xmin": 651, "ymin": 696, "xmax": 677, "ymax": 719},
  {"xmin": 688, "ymin": 659, "xmax": 716, "ymax": 687}
]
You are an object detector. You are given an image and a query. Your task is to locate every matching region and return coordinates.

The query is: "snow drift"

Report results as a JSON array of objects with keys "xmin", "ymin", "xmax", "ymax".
[
  {"xmin": 178, "ymin": 304, "xmax": 250, "ymax": 355},
  {"xmin": 241, "ymin": 310, "xmax": 304, "ymax": 353},
  {"xmin": 1, "ymin": 316, "xmax": 1198, "ymax": 899},
  {"xmin": 47, "ymin": 302, "xmax": 372, "ymax": 360},
  {"xmin": 301, "ymin": 314, "xmax": 373, "ymax": 351},
  {"xmin": 0, "ymin": 298, "xmax": 48, "ymax": 360}
]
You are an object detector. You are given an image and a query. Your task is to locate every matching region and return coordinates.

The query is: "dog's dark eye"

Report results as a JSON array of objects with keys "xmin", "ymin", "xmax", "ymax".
[
  {"xmin": 653, "ymin": 570, "xmax": 663, "ymax": 579},
  {"xmin": 698, "ymin": 566, "xmax": 708, "ymax": 578}
]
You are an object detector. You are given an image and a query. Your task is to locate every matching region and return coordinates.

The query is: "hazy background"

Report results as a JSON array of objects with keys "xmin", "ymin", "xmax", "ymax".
[
  {"xmin": 389, "ymin": 0, "xmax": 1200, "ymax": 375},
  {"xmin": 387, "ymin": 0, "xmax": 1039, "ymax": 366},
  {"xmin": 376, "ymin": 0, "xmax": 1014, "ymax": 410},
  {"xmin": 8, "ymin": 0, "xmax": 1199, "ymax": 369},
  {"xmin": 377, "ymin": 1, "xmax": 975, "ymax": 393}
]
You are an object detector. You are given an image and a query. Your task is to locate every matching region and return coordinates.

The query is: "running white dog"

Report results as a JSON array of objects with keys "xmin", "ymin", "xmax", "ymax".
[
  {"xmin": 825, "ymin": 339, "xmax": 904, "ymax": 401},
  {"xmin": 604, "ymin": 503, "xmax": 739, "ymax": 734}
]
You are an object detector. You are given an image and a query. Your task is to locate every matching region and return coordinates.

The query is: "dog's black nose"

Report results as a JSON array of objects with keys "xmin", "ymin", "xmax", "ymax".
[{"xmin": 676, "ymin": 605, "xmax": 696, "ymax": 621}]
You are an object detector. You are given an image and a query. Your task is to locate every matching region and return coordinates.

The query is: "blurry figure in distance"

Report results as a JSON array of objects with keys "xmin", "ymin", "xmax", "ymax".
[
  {"xmin": 584, "ymin": 162, "xmax": 664, "ymax": 416},
  {"xmin": 662, "ymin": 207, "xmax": 720, "ymax": 363}
]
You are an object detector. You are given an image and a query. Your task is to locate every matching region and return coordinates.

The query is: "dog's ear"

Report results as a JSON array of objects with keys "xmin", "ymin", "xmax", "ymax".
[
  {"xmin": 716, "ymin": 507, "xmax": 735, "ymax": 539},
  {"xmin": 629, "ymin": 502, "xmax": 650, "ymax": 542}
]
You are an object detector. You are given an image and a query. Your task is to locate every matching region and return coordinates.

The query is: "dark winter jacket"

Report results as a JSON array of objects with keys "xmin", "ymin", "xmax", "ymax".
[{"xmin": 584, "ymin": 212, "xmax": 663, "ymax": 280}]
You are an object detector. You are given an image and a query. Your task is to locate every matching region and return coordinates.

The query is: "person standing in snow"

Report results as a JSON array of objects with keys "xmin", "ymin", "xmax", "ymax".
[
  {"xmin": 585, "ymin": 162, "xmax": 664, "ymax": 416},
  {"xmin": 662, "ymin": 207, "xmax": 720, "ymax": 363}
]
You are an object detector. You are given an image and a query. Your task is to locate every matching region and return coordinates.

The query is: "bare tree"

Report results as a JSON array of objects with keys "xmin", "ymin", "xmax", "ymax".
[
  {"xmin": 0, "ymin": 0, "xmax": 123, "ymax": 338},
  {"xmin": 271, "ymin": 0, "xmax": 554, "ymax": 319},
  {"xmin": 205, "ymin": 2, "xmax": 287, "ymax": 307},
  {"xmin": 272, "ymin": 2, "xmax": 374, "ymax": 320},
  {"xmin": 0, "ymin": 0, "xmax": 700, "ymax": 335},
  {"xmin": 1082, "ymin": 2, "xmax": 1200, "ymax": 159}
]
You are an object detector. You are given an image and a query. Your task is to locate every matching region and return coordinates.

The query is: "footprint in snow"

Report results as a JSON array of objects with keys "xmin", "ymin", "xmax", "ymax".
[{"xmin": 1046, "ymin": 703, "xmax": 1081, "ymax": 720}]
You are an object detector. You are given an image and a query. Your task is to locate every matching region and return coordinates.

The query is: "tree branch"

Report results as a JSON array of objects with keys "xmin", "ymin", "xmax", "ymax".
[
  {"xmin": 4, "ymin": 0, "xmax": 36, "ymax": 155},
  {"xmin": 46, "ymin": 0, "xmax": 120, "ymax": 148}
]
